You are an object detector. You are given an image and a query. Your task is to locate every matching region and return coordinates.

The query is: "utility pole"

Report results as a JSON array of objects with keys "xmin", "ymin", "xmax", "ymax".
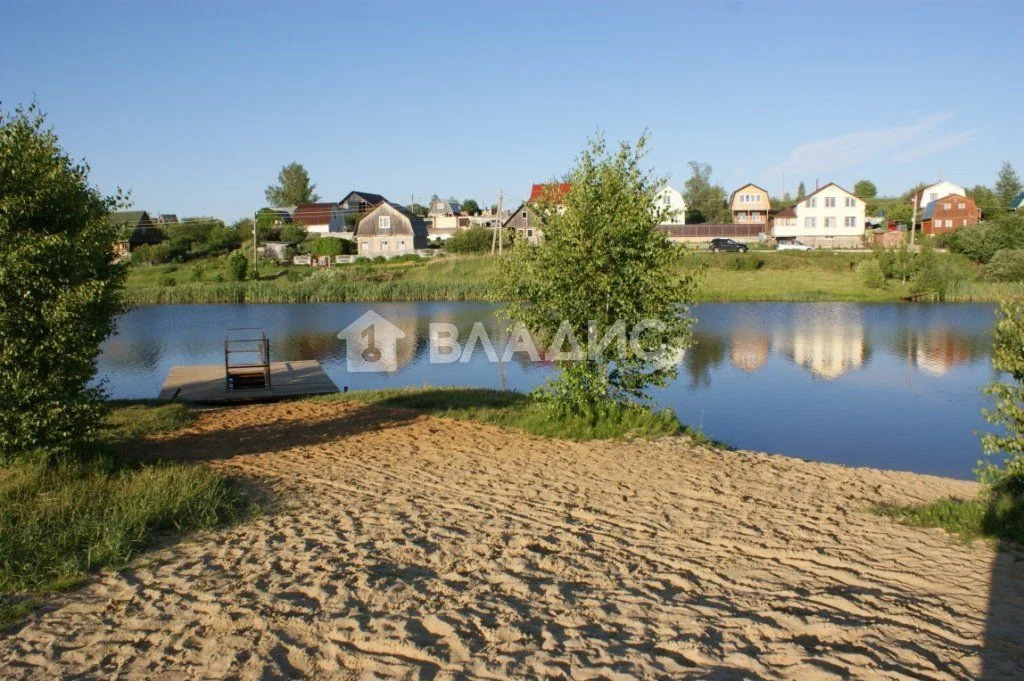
[
  {"xmin": 496, "ymin": 189, "xmax": 503, "ymax": 256},
  {"xmin": 252, "ymin": 210, "xmax": 258, "ymax": 280},
  {"xmin": 910, "ymin": 193, "xmax": 918, "ymax": 248}
]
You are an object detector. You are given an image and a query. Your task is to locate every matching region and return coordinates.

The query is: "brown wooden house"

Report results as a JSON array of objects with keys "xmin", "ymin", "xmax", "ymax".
[
  {"xmin": 355, "ymin": 201, "xmax": 428, "ymax": 257},
  {"xmin": 921, "ymin": 193, "xmax": 980, "ymax": 235},
  {"xmin": 109, "ymin": 210, "xmax": 161, "ymax": 258}
]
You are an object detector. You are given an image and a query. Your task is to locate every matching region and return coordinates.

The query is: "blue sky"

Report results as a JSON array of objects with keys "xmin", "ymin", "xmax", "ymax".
[{"xmin": 3, "ymin": 0, "xmax": 1022, "ymax": 221}]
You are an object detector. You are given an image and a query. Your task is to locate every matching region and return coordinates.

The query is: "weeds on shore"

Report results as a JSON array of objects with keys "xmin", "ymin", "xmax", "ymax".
[
  {"xmin": 0, "ymin": 403, "xmax": 252, "ymax": 629},
  {"xmin": 874, "ymin": 489, "xmax": 1024, "ymax": 547}
]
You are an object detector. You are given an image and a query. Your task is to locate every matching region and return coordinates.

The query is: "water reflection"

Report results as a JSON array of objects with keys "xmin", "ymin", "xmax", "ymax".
[{"xmin": 96, "ymin": 302, "xmax": 999, "ymax": 478}]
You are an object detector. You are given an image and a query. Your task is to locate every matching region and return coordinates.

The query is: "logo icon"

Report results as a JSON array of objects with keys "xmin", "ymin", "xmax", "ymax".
[{"xmin": 337, "ymin": 310, "xmax": 407, "ymax": 372}]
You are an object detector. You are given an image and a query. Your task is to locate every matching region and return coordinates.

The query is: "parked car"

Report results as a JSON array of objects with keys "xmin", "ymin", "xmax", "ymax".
[
  {"xmin": 777, "ymin": 240, "xmax": 812, "ymax": 251},
  {"xmin": 709, "ymin": 238, "xmax": 748, "ymax": 253}
]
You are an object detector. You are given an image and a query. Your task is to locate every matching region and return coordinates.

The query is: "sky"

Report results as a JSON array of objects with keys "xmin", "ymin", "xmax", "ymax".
[{"xmin": 2, "ymin": 0, "xmax": 1023, "ymax": 222}]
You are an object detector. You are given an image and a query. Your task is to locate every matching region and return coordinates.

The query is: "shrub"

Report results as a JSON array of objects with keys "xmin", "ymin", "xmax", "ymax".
[
  {"xmin": 911, "ymin": 247, "xmax": 971, "ymax": 300},
  {"xmin": 875, "ymin": 246, "xmax": 914, "ymax": 281},
  {"xmin": 191, "ymin": 264, "xmax": 203, "ymax": 281},
  {"xmin": 310, "ymin": 236, "xmax": 344, "ymax": 256},
  {"xmin": 159, "ymin": 275, "xmax": 176, "ymax": 287},
  {"xmin": 948, "ymin": 215, "xmax": 1024, "ymax": 263},
  {"xmin": 857, "ymin": 259, "xmax": 886, "ymax": 289},
  {"xmin": 0, "ymin": 104, "xmax": 126, "ymax": 463},
  {"xmin": 227, "ymin": 250, "xmax": 248, "ymax": 281},
  {"xmin": 443, "ymin": 227, "xmax": 494, "ymax": 254},
  {"xmin": 982, "ymin": 249, "xmax": 1024, "ymax": 282},
  {"xmin": 724, "ymin": 254, "xmax": 764, "ymax": 271},
  {"xmin": 980, "ymin": 300, "xmax": 1024, "ymax": 489}
]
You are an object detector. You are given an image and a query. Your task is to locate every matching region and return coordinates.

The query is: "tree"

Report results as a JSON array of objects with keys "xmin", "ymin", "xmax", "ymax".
[
  {"xmin": 227, "ymin": 250, "xmax": 248, "ymax": 281},
  {"xmin": 0, "ymin": 104, "xmax": 127, "ymax": 463},
  {"xmin": 853, "ymin": 179, "xmax": 877, "ymax": 199},
  {"xmin": 310, "ymin": 236, "xmax": 349, "ymax": 256},
  {"xmin": 967, "ymin": 184, "xmax": 1005, "ymax": 219},
  {"xmin": 494, "ymin": 134, "xmax": 696, "ymax": 413},
  {"xmin": 407, "ymin": 203, "xmax": 429, "ymax": 218},
  {"xmin": 443, "ymin": 227, "xmax": 493, "ymax": 253},
  {"xmin": 279, "ymin": 223, "xmax": 308, "ymax": 244},
  {"xmin": 461, "ymin": 199, "xmax": 480, "ymax": 215},
  {"xmin": 995, "ymin": 161, "xmax": 1023, "ymax": 209},
  {"xmin": 682, "ymin": 161, "xmax": 729, "ymax": 224},
  {"xmin": 796, "ymin": 181, "xmax": 806, "ymax": 200},
  {"xmin": 979, "ymin": 300, "xmax": 1024, "ymax": 493},
  {"xmin": 264, "ymin": 162, "xmax": 320, "ymax": 206}
]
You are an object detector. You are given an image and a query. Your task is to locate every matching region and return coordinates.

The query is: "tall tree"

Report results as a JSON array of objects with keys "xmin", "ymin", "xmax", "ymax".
[
  {"xmin": 0, "ymin": 104, "xmax": 127, "ymax": 463},
  {"xmin": 264, "ymin": 162, "xmax": 320, "ymax": 206},
  {"xmin": 461, "ymin": 199, "xmax": 480, "ymax": 215},
  {"xmin": 682, "ymin": 161, "xmax": 729, "ymax": 224},
  {"xmin": 796, "ymin": 181, "xmax": 806, "ymax": 200},
  {"xmin": 967, "ymin": 185, "xmax": 1005, "ymax": 219},
  {"xmin": 853, "ymin": 179, "xmax": 877, "ymax": 199},
  {"xmin": 995, "ymin": 161, "xmax": 1023, "ymax": 208},
  {"xmin": 495, "ymin": 135, "xmax": 696, "ymax": 412}
]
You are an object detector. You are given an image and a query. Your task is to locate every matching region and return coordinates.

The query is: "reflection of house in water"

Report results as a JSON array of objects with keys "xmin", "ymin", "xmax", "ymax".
[
  {"xmin": 775, "ymin": 307, "xmax": 866, "ymax": 380},
  {"xmin": 913, "ymin": 328, "xmax": 974, "ymax": 376},
  {"xmin": 729, "ymin": 329, "xmax": 769, "ymax": 373}
]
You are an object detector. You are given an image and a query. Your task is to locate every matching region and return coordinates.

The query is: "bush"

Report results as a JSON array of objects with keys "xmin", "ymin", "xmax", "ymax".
[
  {"xmin": 724, "ymin": 254, "xmax": 764, "ymax": 271},
  {"xmin": 159, "ymin": 275, "xmax": 176, "ymax": 287},
  {"xmin": 310, "ymin": 236, "xmax": 345, "ymax": 257},
  {"xmin": 875, "ymin": 246, "xmax": 914, "ymax": 281},
  {"xmin": 982, "ymin": 249, "xmax": 1024, "ymax": 282},
  {"xmin": 0, "ymin": 105, "xmax": 126, "ymax": 463},
  {"xmin": 948, "ymin": 215, "xmax": 1024, "ymax": 263},
  {"xmin": 227, "ymin": 250, "xmax": 248, "ymax": 281},
  {"xmin": 910, "ymin": 247, "xmax": 971, "ymax": 300},
  {"xmin": 191, "ymin": 264, "xmax": 203, "ymax": 281},
  {"xmin": 443, "ymin": 227, "xmax": 494, "ymax": 254},
  {"xmin": 857, "ymin": 259, "xmax": 886, "ymax": 289}
]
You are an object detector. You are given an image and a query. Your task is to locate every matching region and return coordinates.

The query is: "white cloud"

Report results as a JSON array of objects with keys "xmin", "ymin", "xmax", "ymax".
[{"xmin": 766, "ymin": 114, "xmax": 968, "ymax": 177}]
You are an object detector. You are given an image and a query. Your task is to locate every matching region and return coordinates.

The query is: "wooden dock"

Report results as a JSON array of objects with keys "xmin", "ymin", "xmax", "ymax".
[{"xmin": 158, "ymin": 360, "xmax": 339, "ymax": 404}]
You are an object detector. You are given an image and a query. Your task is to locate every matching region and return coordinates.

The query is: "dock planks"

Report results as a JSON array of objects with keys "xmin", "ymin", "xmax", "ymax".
[{"xmin": 158, "ymin": 360, "xmax": 339, "ymax": 404}]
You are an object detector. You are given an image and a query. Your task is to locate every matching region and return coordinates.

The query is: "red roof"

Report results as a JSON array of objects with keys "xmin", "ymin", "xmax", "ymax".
[
  {"xmin": 292, "ymin": 202, "xmax": 338, "ymax": 226},
  {"xmin": 529, "ymin": 182, "xmax": 571, "ymax": 203}
]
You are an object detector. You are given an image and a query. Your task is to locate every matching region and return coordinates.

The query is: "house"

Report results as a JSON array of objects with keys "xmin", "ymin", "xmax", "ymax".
[
  {"xmin": 654, "ymin": 185, "xmax": 687, "ymax": 224},
  {"xmin": 109, "ymin": 210, "xmax": 162, "ymax": 258},
  {"xmin": 337, "ymin": 191, "xmax": 388, "ymax": 234},
  {"xmin": 354, "ymin": 200, "xmax": 429, "ymax": 257},
  {"xmin": 1010, "ymin": 191, "xmax": 1024, "ymax": 212},
  {"xmin": 153, "ymin": 214, "xmax": 178, "ymax": 225},
  {"xmin": 426, "ymin": 197, "xmax": 468, "ymax": 240},
  {"xmin": 921, "ymin": 193, "xmax": 980, "ymax": 235},
  {"xmin": 292, "ymin": 202, "xmax": 346, "ymax": 236},
  {"xmin": 918, "ymin": 180, "xmax": 966, "ymax": 208},
  {"xmin": 729, "ymin": 183, "xmax": 770, "ymax": 225},
  {"xmin": 772, "ymin": 183, "xmax": 866, "ymax": 248},
  {"xmin": 501, "ymin": 183, "xmax": 571, "ymax": 245}
]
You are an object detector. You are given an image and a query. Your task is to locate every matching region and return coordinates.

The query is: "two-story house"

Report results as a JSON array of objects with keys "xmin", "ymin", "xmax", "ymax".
[
  {"xmin": 354, "ymin": 200, "xmax": 428, "ymax": 257},
  {"xmin": 502, "ymin": 183, "xmax": 571, "ymax": 245},
  {"xmin": 730, "ymin": 183, "xmax": 770, "ymax": 225},
  {"xmin": 772, "ymin": 183, "xmax": 866, "ymax": 248},
  {"xmin": 426, "ymin": 197, "xmax": 470, "ymax": 240},
  {"xmin": 654, "ymin": 185, "xmax": 687, "ymax": 224},
  {"xmin": 921, "ymin": 194, "xmax": 980, "ymax": 235}
]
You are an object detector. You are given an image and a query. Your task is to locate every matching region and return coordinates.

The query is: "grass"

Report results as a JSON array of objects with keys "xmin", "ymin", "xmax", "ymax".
[
  {"xmin": 124, "ymin": 249, "xmax": 1016, "ymax": 305},
  {"xmin": 315, "ymin": 386, "xmax": 687, "ymax": 441},
  {"xmin": 0, "ymin": 402, "xmax": 253, "ymax": 629},
  {"xmin": 874, "ymin": 490, "xmax": 1024, "ymax": 548}
]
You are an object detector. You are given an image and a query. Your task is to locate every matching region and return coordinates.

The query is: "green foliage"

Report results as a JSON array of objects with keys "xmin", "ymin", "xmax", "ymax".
[
  {"xmin": 967, "ymin": 184, "xmax": 1005, "ymax": 219},
  {"xmin": 227, "ymin": 250, "xmax": 248, "ymax": 281},
  {"xmin": 682, "ymin": 161, "xmax": 729, "ymax": 223},
  {"xmin": 461, "ymin": 198, "xmax": 480, "ymax": 215},
  {"xmin": 947, "ymin": 213, "xmax": 1024, "ymax": 262},
  {"xmin": 191, "ymin": 264, "xmax": 203, "ymax": 281},
  {"xmin": 853, "ymin": 179, "xmax": 877, "ymax": 199},
  {"xmin": 982, "ymin": 249, "xmax": 1024, "ymax": 282},
  {"xmin": 856, "ymin": 259, "xmax": 886, "ymax": 289},
  {"xmin": 495, "ymin": 134, "xmax": 696, "ymax": 412},
  {"xmin": 407, "ymin": 203, "xmax": 429, "ymax": 218},
  {"xmin": 909, "ymin": 245, "xmax": 970, "ymax": 300},
  {"xmin": 159, "ymin": 275, "xmax": 176, "ymax": 287},
  {"xmin": 874, "ymin": 491, "xmax": 1024, "ymax": 546},
  {"xmin": 309, "ymin": 236, "xmax": 345, "ymax": 256},
  {"xmin": 979, "ymin": 301, "xmax": 1024, "ymax": 490},
  {"xmin": 443, "ymin": 227, "xmax": 494, "ymax": 253},
  {"xmin": 996, "ymin": 161, "xmax": 1023, "ymax": 209},
  {"xmin": 131, "ymin": 238, "xmax": 189, "ymax": 265},
  {"xmin": 0, "ymin": 104, "xmax": 127, "ymax": 464},
  {"xmin": 279, "ymin": 222, "xmax": 308, "ymax": 244},
  {"xmin": 875, "ymin": 246, "xmax": 915, "ymax": 281},
  {"xmin": 264, "ymin": 162, "xmax": 319, "ymax": 206},
  {"xmin": 795, "ymin": 181, "xmax": 806, "ymax": 200},
  {"xmin": 723, "ymin": 254, "xmax": 764, "ymax": 271}
]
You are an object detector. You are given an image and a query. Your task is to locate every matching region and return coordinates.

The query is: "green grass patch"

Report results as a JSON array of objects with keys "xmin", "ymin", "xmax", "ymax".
[
  {"xmin": 873, "ymin": 490, "xmax": 1024, "ymax": 547},
  {"xmin": 316, "ymin": 386, "xmax": 684, "ymax": 440},
  {"xmin": 0, "ymin": 402, "xmax": 254, "ymax": 629}
]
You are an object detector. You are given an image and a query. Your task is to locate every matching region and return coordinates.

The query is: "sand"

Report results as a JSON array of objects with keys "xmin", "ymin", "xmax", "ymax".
[{"xmin": 2, "ymin": 400, "xmax": 1023, "ymax": 679}]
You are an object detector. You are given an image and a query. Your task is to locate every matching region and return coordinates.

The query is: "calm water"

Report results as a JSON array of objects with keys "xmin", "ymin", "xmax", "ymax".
[{"xmin": 96, "ymin": 302, "xmax": 1001, "ymax": 480}]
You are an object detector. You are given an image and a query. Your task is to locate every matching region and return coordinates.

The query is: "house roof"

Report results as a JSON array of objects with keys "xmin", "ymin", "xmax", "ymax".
[
  {"xmin": 108, "ymin": 211, "xmax": 161, "ymax": 245},
  {"xmin": 428, "ymin": 197, "xmax": 461, "ymax": 215},
  {"xmin": 529, "ymin": 182, "xmax": 571, "ymax": 203},
  {"xmin": 774, "ymin": 207, "xmax": 797, "ymax": 218},
  {"xmin": 800, "ymin": 182, "xmax": 860, "ymax": 203},
  {"xmin": 292, "ymin": 202, "xmax": 339, "ymax": 226},
  {"xmin": 108, "ymin": 210, "xmax": 151, "ymax": 228},
  {"xmin": 339, "ymin": 191, "xmax": 387, "ymax": 207},
  {"xmin": 729, "ymin": 183, "xmax": 769, "ymax": 204},
  {"xmin": 1011, "ymin": 191, "xmax": 1024, "ymax": 210},
  {"xmin": 358, "ymin": 200, "xmax": 428, "ymax": 238}
]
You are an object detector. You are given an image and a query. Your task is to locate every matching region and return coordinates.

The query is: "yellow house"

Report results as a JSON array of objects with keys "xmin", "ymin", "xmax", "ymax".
[{"xmin": 730, "ymin": 183, "xmax": 770, "ymax": 224}]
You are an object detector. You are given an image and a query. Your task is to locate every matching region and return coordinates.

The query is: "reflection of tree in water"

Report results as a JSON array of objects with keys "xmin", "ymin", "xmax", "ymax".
[
  {"xmin": 101, "ymin": 337, "xmax": 164, "ymax": 371},
  {"xmin": 275, "ymin": 332, "xmax": 344, "ymax": 363},
  {"xmin": 684, "ymin": 331, "xmax": 727, "ymax": 388}
]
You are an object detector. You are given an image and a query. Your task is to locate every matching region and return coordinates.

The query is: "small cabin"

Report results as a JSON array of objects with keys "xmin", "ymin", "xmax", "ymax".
[{"xmin": 355, "ymin": 201, "xmax": 429, "ymax": 257}]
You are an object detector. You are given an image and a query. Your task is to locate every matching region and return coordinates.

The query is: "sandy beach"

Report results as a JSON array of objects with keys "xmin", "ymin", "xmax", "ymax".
[{"xmin": 2, "ymin": 400, "xmax": 1022, "ymax": 679}]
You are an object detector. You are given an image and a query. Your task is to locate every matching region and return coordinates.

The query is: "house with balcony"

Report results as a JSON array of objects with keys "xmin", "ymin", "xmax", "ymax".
[
  {"xmin": 772, "ymin": 183, "xmax": 866, "ymax": 248},
  {"xmin": 729, "ymin": 183, "xmax": 770, "ymax": 225}
]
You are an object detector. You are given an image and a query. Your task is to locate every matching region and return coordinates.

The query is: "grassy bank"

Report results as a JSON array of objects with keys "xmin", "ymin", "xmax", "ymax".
[
  {"xmin": 0, "ymin": 403, "xmax": 252, "ymax": 628},
  {"xmin": 124, "ymin": 251, "xmax": 1020, "ymax": 305},
  {"xmin": 874, "ymin": 490, "xmax": 1024, "ymax": 548}
]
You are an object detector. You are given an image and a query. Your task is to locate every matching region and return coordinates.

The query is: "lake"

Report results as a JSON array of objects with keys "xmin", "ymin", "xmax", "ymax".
[{"xmin": 97, "ymin": 302, "xmax": 1001, "ymax": 480}]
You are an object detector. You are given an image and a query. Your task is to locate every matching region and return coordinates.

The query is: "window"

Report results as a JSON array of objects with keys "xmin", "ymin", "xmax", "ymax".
[
  {"xmin": 945, "ymin": 219, "xmax": 953, "ymax": 228},
  {"xmin": 929, "ymin": 192, "xmax": 938, "ymax": 202},
  {"xmin": 824, "ymin": 217, "xmax": 836, "ymax": 229},
  {"xmin": 399, "ymin": 240, "xmax": 406, "ymax": 249},
  {"xmin": 521, "ymin": 211, "xmax": 527, "ymax": 218},
  {"xmin": 807, "ymin": 197, "xmax": 817, "ymax": 208},
  {"xmin": 360, "ymin": 242, "xmax": 368, "ymax": 251},
  {"xmin": 379, "ymin": 240, "xmax": 388, "ymax": 251},
  {"xmin": 825, "ymin": 197, "xmax": 836, "ymax": 208},
  {"xmin": 804, "ymin": 217, "xmax": 816, "ymax": 228},
  {"xmin": 943, "ymin": 203, "xmax": 951, "ymax": 210},
  {"xmin": 844, "ymin": 216, "xmax": 857, "ymax": 227},
  {"xmin": 845, "ymin": 197, "xmax": 855, "ymax": 207},
  {"xmin": 378, "ymin": 215, "xmax": 391, "ymax": 230},
  {"xmin": 526, "ymin": 229, "xmax": 533, "ymax": 237},
  {"xmin": 958, "ymin": 202, "xmax": 965, "ymax": 210},
  {"xmin": 962, "ymin": 218, "xmax": 967, "ymax": 226},
  {"xmin": 662, "ymin": 195, "xmax": 671, "ymax": 205},
  {"xmin": 751, "ymin": 212, "xmax": 760, "ymax": 221}
]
